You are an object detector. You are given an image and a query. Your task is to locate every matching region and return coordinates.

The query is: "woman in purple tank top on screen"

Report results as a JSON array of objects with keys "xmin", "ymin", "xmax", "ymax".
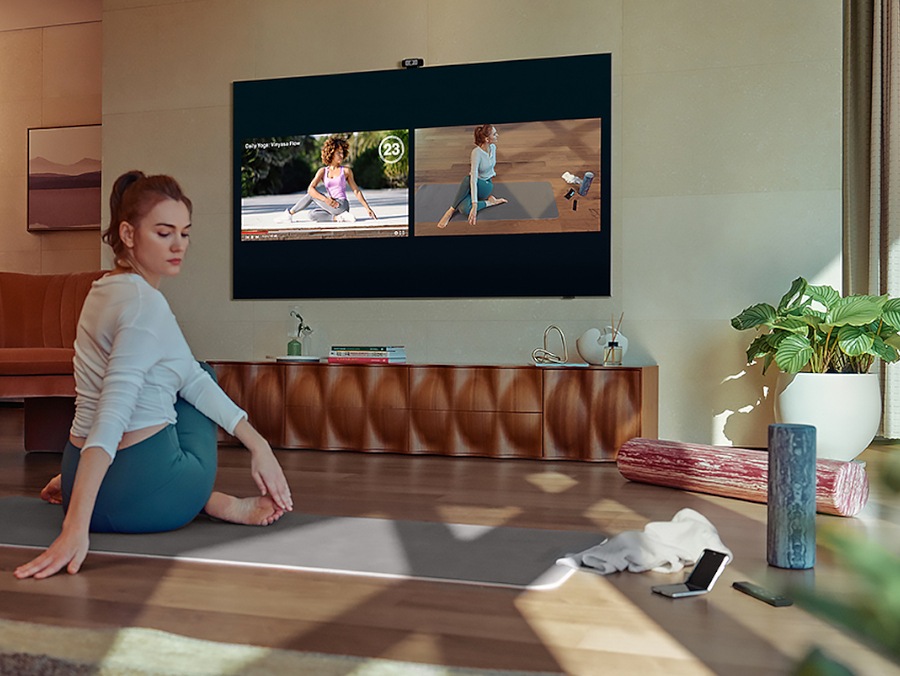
[{"xmin": 282, "ymin": 135, "xmax": 377, "ymax": 223}]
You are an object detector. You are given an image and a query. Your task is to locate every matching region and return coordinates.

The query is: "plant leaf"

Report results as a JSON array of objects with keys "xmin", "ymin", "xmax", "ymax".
[
  {"xmin": 805, "ymin": 282, "xmax": 841, "ymax": 310},
  {"xmin": 837, "ymin": 324, "xmax": 875, "ymax": 356},
  {"xmin": 775, "ymin": 334, "xmax": 815, "ymax": 372},
  {"xmin": 731, "ymin": 303, "xmax": 775, "ymax": 331},
  {"xmin": 745, "ymin": 334, "xmax": 771, "ymax": 362},
  {"xmin": 883, "ymin": 298, "xmax": 900, "ymax": 329},
  {"xmin": 777, "ymin": 277, "xmax": 807, "ymax": 313},
  {"xmin": 772, "ymin": 315, "xmax": 811, "ymax": 335},
  {"xmin": 870, "ymin": 335, "xmax": 900, "ymax": 363},
  {"xmin": 826, "ymin": 296, "xmax": 882, "ymax": 327}
]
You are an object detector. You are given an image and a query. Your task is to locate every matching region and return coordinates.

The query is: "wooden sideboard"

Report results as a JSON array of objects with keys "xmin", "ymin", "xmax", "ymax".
[{"xmin": 208, "ymin": 361, "xmax": 658, "ymax": 462}]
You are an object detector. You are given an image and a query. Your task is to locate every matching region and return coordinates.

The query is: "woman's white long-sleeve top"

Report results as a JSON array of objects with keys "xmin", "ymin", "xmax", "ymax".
[{"xmin": 70, "ymin": 273, "xmax": 246, "ymax": 461}]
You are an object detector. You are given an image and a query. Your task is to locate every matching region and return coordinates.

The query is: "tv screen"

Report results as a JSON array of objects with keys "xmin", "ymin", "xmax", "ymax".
[{"xmin": 233, "ymin": 53, "xmax": 611, "ymax": 299}]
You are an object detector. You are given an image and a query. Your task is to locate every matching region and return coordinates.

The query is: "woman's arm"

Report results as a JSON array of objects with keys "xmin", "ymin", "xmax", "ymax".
[
  {"xmin": 468, "ymin": 147, "xmax": 481, "ymax": 225},
  {"xmin": 180, "ymin": 362, "xmax": 292, "ymax": 513},
  {"xmin": 14, "ymin": 447, "xmax": 112, "ymax": 579},
  {"xmin": 344, "ymin": 168, "xmax": 376, "ymax": 219},
  {"xmin": 307, "ymin": 168, "xmax": 334, "ymax": 206},
  {"xmin": 232, "ymin": 418, "xmax": 293, "ymax": 512}
]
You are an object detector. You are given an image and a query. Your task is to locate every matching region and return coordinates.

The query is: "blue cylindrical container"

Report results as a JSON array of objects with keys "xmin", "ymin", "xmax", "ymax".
[
  {"xmin": 578, "ymin": 171, "xmax": 594, "ymax": 196},
  {"xmin": 767, "ymin": 423, "xmax": 817, "ymax": 569}
]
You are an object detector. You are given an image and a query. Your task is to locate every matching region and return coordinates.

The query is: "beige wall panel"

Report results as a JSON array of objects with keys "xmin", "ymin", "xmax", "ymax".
[
  {"xmin": 41, "ymin": 95, "xmax": 103, "ymax": 129},
  {"xmin": 622, "ymin": 0, "xmax": 841, "ymax": 75},
  {"xmin": 0, "ymin": 178, "xmax": 34, "ymax": 247},
  {"xmin": 42, "ymin": 23, "xmax": 101, "ymax": 101},
  {"xmin": 102, "ymin": 0, "xmax": 255, "ymax": 114},
  {"xmin": 621, "ymin": 191, "xmax": 842, "ymax": 320},
  {"xmin": 0, "ymin": 29, "xmax": 42, "ymax": 102},
  {"xmin": 39, "ymin": 230, "xmax": 101, "ymax": 252},
  {"xmin": 0, "ymin": 97, "xmax": 41, "ymax": 272},
  {"xmin": 40, "ymin": 247, "xmax": 101, "ymax": 274},
  {"xmin": 0, "ymin": 250, "xmax": 40, "ymax": 272},
  {"xmin": 41, "ymin": 22, "xmax": 101, "ymax": 126},
  {"xmin": 622, "ymin": 59, "xmax": 840, "ymax": 198},
  {"xmin": 179, "ymin": 318, "xmax": 258, "ymax": 363},
  {"xmin": 102, "ymin": 107, "xmax": 231, "ymax": 207},
  {"xmin": 618, "ymin": 318, "xmax": 775, "ymax": 447},
  {"xmin": 0, "ymin": 0, "xmax": 100, "ymax": 32},
  {"xmin": 254, "ymin": 0, "xmax": 427, "ymax": 79},
  {"xmin": 105, "ymin": 0, "xmax": 184, "ymax": 9},
  {"xmin": 425, "ymin": 0, "xmax": 620, "ymax": 64},
  {"xmin": 0, "ymin": 100, "xmax": 42, "ymax": 173}
]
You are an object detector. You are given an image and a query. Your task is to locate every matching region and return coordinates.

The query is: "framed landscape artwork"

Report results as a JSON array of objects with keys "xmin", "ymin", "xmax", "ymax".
[{"xmin": 27, "ymin": 124, "xmax": 101, "ymax": 232}]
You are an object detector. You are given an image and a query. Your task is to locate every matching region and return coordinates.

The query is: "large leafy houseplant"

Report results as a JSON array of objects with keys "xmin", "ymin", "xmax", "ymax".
[
  {"xmin": 733, "ymin": 277, "xmax": 900, "ymax": 670},
  {"xmin": 731, "ymin": 277, "xmax": 900, "ymax": 374}
]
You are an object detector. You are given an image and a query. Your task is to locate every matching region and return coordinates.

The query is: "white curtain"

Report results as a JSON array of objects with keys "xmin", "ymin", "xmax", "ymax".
[{"xmin": 844, "ymin": 0, "xmax": 900, "ymax": 436}]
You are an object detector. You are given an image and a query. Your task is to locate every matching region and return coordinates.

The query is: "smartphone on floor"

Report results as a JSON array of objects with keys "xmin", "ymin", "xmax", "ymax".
[{"xmin": 651, "ymin": 548, "xmax": 730, "ymax": 598}]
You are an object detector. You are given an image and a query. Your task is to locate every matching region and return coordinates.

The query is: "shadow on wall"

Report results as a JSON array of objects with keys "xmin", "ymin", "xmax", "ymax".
[{"xmin": 716, "ymin": 367, "xmax": 777, "ymax": 448}]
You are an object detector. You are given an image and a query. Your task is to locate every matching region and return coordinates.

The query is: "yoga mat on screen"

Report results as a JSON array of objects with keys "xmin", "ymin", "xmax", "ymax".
[
  {"xmin": 414, "ymin": 182, "xmax": 559, "ymax": 223},
  {"xmin": 0, "ymin": 497, "xmax": 601, "ymax": 590}
]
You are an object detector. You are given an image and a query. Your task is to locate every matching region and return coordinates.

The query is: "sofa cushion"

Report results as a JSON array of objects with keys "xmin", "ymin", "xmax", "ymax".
[
  {"xmin": 0, "ymin": 348, "xmax": 75, "ymax": 375},
  {"xmin": 0, "ymin": 271, "xmax": 103, "ymax": 349}
]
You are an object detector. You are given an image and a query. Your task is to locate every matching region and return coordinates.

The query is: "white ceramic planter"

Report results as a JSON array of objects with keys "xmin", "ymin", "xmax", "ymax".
[{"xmin": 774, "ymin": 372, "xmax": 881, "ymax": 462}]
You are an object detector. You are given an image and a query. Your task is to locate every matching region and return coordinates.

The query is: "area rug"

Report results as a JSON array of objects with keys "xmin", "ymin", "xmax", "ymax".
[
  {"xmin": 414, "ymin": 182, "xmax": 559, "ymax": 223},
  {"xmin": 0, "ymin": 497, "xmax": 601, "ymax": 590},
  {"xmin": 0, "ymin": 617, "xmax": 560, "ymax": 675}
]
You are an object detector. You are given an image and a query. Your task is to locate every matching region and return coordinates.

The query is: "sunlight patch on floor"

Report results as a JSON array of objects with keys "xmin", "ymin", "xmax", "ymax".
[
  {"xmin": 515, "ymin": 573, "xmax": 707, "ymax": 674},
  {"xmin": 436, "ymin": 504, "xmax": 522, "ymax": 527},
  {"xmin": 135, "ymin": 571, "xmax": 390, "ymax": 625},
  {"xmin": 581, "ymin": 498, "xmax": 649, "ymax": 530},
  {"xmin": 525, "ymin": 471, "xmax": 578, "ymax": 494}
]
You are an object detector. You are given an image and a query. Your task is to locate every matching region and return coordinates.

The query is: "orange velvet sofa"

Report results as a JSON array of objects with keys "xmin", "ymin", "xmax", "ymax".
[{"xmin": 0, "ymin": 270, "xmax": 104, "ymax": 451}]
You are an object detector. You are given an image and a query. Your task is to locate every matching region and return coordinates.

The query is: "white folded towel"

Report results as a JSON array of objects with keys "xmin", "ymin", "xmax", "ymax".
[{"xmin": 558, "ymin": 508, "xmax": 732, "ymax": 575}]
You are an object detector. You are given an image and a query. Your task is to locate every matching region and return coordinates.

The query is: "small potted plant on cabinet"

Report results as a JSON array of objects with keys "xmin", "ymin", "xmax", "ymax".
[{"xmin": 731, "ymin": 276, "xmax": 900, "ymax": 461}]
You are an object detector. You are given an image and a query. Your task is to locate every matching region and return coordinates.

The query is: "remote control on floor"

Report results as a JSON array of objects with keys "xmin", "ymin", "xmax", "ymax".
[{"xmin": 732, "ymin": 581, "xmax": 793, "ymax": 607}]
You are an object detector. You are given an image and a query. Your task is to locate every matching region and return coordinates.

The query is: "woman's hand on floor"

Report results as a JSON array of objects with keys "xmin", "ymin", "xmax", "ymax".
[
  {"xmin": 233, "ymin": 418, "xmax": 293, "ymax": 512},
  {"xmin": 14, "ymin": 526, "xmax": 89, "ymax": 580},
  {"xmin": 250, "ymin": 448, "xmax": 293, "ymax": 513}
]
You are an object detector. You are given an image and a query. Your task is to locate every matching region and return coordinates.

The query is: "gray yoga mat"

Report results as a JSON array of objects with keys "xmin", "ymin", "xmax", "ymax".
[
  {"xmin": 415, "ymin": 181, "xmax": 559, "ymax": 224},
  {"xmin": 0, "ymin": 497, "xmax": 602, "ymax": 590}
]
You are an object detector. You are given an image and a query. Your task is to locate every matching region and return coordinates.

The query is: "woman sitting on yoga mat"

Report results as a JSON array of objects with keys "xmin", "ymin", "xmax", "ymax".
[
  {"xmin": 15, "ymin": 171, "xmax": 293, "ymax": 581},
  {"xmin": 436, "ymin": 124, "xmax": 508, "ymax": 228},
  {"xmin": 281, "ymin": 135, "xmax": 377, "ymax": 223}
]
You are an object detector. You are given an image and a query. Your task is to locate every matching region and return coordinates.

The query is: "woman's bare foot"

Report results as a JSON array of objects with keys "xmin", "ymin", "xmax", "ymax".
[
  {"xmin": 204, "ymin": 491, "xmax": 285, "ymax": 526},
  {"xmin": 40, "ymin": 475, "xmax": 63, "ymax": 505},
  {"xmin": 485, "ymin": 195, "xmax": 508, "ymax": 208},
  {"xmin": 436, "ymin": 207, "xmax": 455, "ymax": 229}
]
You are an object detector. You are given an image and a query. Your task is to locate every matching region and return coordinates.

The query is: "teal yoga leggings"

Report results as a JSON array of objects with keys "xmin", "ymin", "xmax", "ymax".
[
  {"xmin": 451, "ymin": 176, "xmax": 494, "ymax": 214},
  {"xmin": 61, "ymin": 369, "xmax": 219, "ymax": 534}
]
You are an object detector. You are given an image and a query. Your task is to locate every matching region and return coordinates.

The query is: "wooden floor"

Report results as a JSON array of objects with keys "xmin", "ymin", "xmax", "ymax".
[{"xmin": 1, "ymin": 403, "xmax": 898, "ymax": 675}]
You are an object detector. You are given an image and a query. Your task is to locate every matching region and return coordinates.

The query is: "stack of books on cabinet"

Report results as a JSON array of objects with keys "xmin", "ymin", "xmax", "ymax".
[{"xmin": 327, "ymin": 345, "xmax": 407, "ymax": 364}]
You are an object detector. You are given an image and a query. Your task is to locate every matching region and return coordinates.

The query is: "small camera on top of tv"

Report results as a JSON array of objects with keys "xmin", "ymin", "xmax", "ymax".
[{"xmin": 401, "ymin": 58, "xmax": 424, "ymax": 69}]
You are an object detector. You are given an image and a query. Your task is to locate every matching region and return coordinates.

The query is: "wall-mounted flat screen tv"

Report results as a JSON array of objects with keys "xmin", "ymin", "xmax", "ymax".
[{"xmin": 233, "ymin": 53, "xmax": 611, "ymax": 299}]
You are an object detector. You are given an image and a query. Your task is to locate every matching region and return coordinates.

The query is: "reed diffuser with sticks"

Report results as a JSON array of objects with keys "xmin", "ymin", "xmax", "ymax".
[{"xmin": 603, "ymin": 312, "xmax": 625, "ymax": 366}]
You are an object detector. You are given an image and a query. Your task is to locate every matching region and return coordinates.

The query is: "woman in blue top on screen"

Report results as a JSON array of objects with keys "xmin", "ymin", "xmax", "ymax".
[
  {"xmin": 283, "ymin": 135, "xmax": 377, "ymax": 223},
  {"xmin": 15, "ymin": 171, "xmax": 293, "ymax": 580},
  {"xmin": 436, "ymin": 124, "xmax": 508, "ymax": 229}
]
